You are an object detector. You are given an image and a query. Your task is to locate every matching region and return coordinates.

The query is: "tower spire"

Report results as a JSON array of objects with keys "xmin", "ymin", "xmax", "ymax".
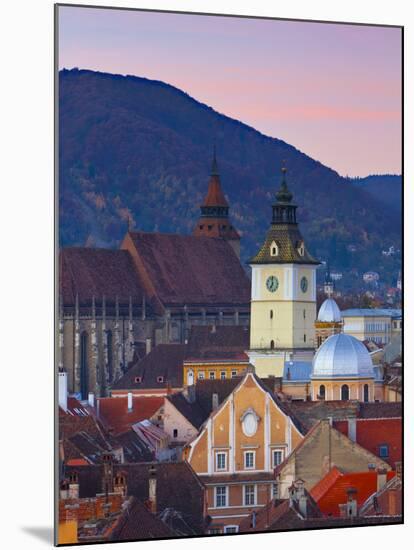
[
  {"xmin": 192, "ymin": 147, "xmax": 241, "ymax": 258},
  {"xmin": 211, "ymin": 142, "xmax": 219, "ymax": 176}
]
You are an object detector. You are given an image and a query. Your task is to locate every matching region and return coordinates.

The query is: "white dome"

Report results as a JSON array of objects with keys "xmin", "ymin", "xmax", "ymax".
[
  {"xmin": 312, "ymin": 333, "xmax": 374, "ymax": 379},
  {"xmin": 318, "ymin": 298, "xmax": 341, "ymax": 322}
]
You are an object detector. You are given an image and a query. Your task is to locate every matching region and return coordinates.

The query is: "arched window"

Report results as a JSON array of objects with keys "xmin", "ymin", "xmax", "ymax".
[
  {"xmin": 106, "ymin": 329, "xmax": 113, "ymax": 382},
  {"xmin": 270, "ymin": 310, "xmax": 274, "ymax": 319},
  {"xmin": 80, "ymin": 331, "xmax": 89, "ymax": 400},
  {"xmin": 270, "ymin": 340, "xmax": 275, "ymax": 350},
  {"xmin": 319, "ymin": 385, "xmax": 326, "ymax": 400},
  {"xmin": 341, "ymin": 384, "xmax": 349, "ymax": 401},
  {"xmin": 298, "ymin": 242, "xmax": 305, "ymax": 256},
  {"xmin": 363, "ymin": 384, "xmax": 369, "ymax": 402},
  {"xmin": 270, "ymin": 241, "xmax": 279, "ymax": 257}
]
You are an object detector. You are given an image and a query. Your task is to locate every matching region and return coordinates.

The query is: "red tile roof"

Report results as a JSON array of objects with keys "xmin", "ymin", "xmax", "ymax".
[
  {"xmin": 202, "ymin": 175, "xmax": 229, "ymax": 207},
  {"xmin": 124, "ymin": 232, "xmax": 250, "ymax": 307},
  {"xmin": 60, "ymin": 248, "xmax": 145, "ymax": 306},
  {"xmin": 333, "ymin": 418, "xmax": 402, "ymax": 468},
  {"xmin": 310, "ymin": 469, "xmax": 395, "ymax": 517},
  {"xmin": 97, "ymin": 396, "xmax": 164, "ymax": 435}
]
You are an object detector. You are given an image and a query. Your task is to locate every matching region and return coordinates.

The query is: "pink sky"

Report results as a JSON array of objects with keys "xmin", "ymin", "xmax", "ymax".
[{"xmin": 58, "ymin": 6, "xmax": 402, "ymax": 177}]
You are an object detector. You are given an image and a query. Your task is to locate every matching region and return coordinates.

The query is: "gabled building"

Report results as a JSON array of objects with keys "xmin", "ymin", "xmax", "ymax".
[{"xmin": 184, "ymin": 367, "xmax": 305, "ymax": 532}]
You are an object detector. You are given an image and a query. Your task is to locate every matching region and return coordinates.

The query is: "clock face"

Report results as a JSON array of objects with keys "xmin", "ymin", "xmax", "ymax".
[
  {"xmin": 300, "ymin": 276, "xmax": 308, "ymax": 293},
  {"xmin": 242, "ymin": 412, "xmax": 258, "ymax": 437},
  {"xmin": 266, "ymin": 275, "xmax": 279, "ymax": 293}
]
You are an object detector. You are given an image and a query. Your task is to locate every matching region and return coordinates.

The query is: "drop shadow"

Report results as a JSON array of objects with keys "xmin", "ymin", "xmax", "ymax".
[{"xmin": 21, "ymin": 526, "xmax": 54, "ymax": 544}]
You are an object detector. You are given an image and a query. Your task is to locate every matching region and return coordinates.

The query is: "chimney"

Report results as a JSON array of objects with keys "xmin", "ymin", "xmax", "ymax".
[
  {"xmin": 88, "ymin": 392, "xmax": 95, "ymax": 409},
  {"xmin": 298, "ymin": 494, "xmax": 308, "ymax": 518},
  {"xmin": 127, "ymin": 392, "xmax": 133, "ymax": 412},
  {"xmin": 388, "ymin": 487, "xmax": 398, "ymax": 516},
  {"xmin": 212, "ymin": 393, "xmax": 219, "ymax": 411},
  {"xmin": 184, "ymin": 384, "xmax": 196, "ymax": 404},
  {"xmin": 148, "ymin": 465, "xmax": 157, "ymax": 513},
  {"xmin": 347, "ymin": 418, "xmax": 357, "ymax": 442},
  {"xmin": 60, "ymin": 479, "xmax": 69, "ymax": 500},
  {"xmin": 58, "ymin": 371, "xmax": 68, "ymax": 412},
  {"xmin": 145, "ymin": 337, "xmax": 152, "ymax": 355},
  {"xmin": 345, "ymin": 487, "xmax": 358, "ymax": 517},
  {"xmin": 102, "ymin": 453, "xmax": 114, "ymax": 494},
  {"xmin": 251, "ymin": 510, "xmax": 257, "ymax": 529},
  {"xmin": 377, "ymin": 468, "xmax": 388, "ymax": 492},
  {"xmin": 68, "ymin": 472, "xmax": 79, "ymax": 499}
]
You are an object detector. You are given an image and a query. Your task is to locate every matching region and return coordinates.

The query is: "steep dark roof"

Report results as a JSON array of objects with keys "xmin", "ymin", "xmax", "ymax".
[
  {"xmin": 66, "ymin": 462, "xmax": 206, "ymax": 534},
  {"xmin": 185, "ymin": 325, "xmax": 249, "ymax": 361},
  {"xmin": 166, "ymin": 393, "xmax": 207, "ymax": 430},
  {"xmin": 194, "ymin": 378, "xmax": 240, "ymax": 419},
  {"xmin": 60, "ymin": 247, "xmax": 144, "ymax": 305},
  {"xmin": 111, "ymin": 344, "xmax": 187, "ymax": 391},
  {"xmin": 283, "ymin": 401, "xmax": 361, "ymax": 433},
  {"xmin": 110, "ymin": 499, "xmax": 173, "ymax": 541},
  {"xmin": 250, "ymin": 223, "xmax": 319, "ymax": 265},
  {"xmin": 126, "ymin": 232, "xmax": 250, "ymax": 306}
]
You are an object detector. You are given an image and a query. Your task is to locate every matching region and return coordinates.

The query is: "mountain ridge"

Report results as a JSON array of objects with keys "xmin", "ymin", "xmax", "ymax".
[{"xmin": 59, "ymin": 68, "xmax": 401, "ymax": 287}]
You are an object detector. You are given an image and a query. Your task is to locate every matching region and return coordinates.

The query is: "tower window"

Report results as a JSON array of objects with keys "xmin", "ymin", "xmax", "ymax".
[
  {"xmin": 364, "ymin": 384, "xmax": 369, "ymax": 402},
  {"xmin": 303, "ymin": 309, "xmax": 306, "ymax": 319},
  {"xmin": 270, "ymin": 340, "xmax": 275, "ymax": 350},
  {"xmin": 270, "ymin": 310, "xmax": 273, "ymax": 319},
  {"xmin": 304, "ymin": 334, "xmax": 306, "ymax": 343},
  {"xmin": 270, "ymin": 241, "xmax": 279, "ymax": 257},
  {"xmin": 319, "ymin": 385, "xmax": 326, "ymax": 400},
  {"xmin": 298, "ymin": 242, "xmax": 305, "ymax": 256}
]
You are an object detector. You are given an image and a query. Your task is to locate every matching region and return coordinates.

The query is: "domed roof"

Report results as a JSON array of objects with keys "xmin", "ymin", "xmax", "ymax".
[
  {"xmin": 312, "ymin": 333, "xmax": 374, "ymax": 379},
  {"xmin": 317, "ymin": 298, "xmax": 342, "ymax": 322}
]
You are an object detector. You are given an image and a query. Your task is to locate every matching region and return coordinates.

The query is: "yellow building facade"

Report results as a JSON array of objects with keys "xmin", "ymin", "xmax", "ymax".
[
  {"xmin": 248, "ymin": 168, "xmax": 320, "ymax": 377},
  {"xmin": 184, "ymin": 369, "xmax": 304, "ymax": 532}
]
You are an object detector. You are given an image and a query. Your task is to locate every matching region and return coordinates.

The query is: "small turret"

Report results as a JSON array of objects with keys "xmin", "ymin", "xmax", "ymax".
[{"xmin": 193, "ymin": 147, "xmax": 241, "ymax": 258}]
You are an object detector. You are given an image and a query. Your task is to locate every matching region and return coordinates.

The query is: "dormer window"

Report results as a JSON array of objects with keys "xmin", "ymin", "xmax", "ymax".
[
  {"xmin": 157, "ymin": 376, "xmax": 164, "ymax": 383},
  {"xmin": 270, "ymin": 241, "xmax": 279, "ymax": 257},
  {"xmin": 298, "ymin": 242, "xmax": 305, "ymax": 256},
  {"xmin": 134, "ymin": 376, "xmax": 142, "ymax": 384}
]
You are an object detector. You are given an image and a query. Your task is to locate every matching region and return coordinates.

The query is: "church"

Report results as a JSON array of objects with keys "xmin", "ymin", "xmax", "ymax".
[{"xmin": 59, "ymin": 153, "xmax": 250, "ymax": 399}]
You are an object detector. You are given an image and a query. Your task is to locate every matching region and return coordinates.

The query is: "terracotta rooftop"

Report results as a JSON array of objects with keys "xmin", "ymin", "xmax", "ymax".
[
  {"xmin": 310, "ymin": 468, "xmax": 395, "ymax": 517},
  {"xmin": 59, "ymin": 247, "xmax": 145, "ymax": 306},
  {"xmin": 111, "ymin": 344, "xmax": 187, "ymax": 391},
  {"xmin": 97, "ymin": 396, "xmax": 164, "ymax": 435},
  {"xmin": 124, "ymin": 232, "xmax": 250, "ymax": 307}
]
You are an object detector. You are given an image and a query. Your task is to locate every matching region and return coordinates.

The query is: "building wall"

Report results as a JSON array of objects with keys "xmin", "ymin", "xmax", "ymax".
[
  {"xmin": 343, "ymin": 315, "xmax": 392, "ymax": 344},
  {"xmin": 183, "ymin": 362, "xmax": 248, "ymax": 386},
  {"xmin": 310, "ymin": 378, "xmax": 376, "ymax": 402},
  {"xmin": 250, "ymin": 264, "xmax": 317, "ymax": 351},
  {"xmin": 163, "ymin": 398, "xmax": 199, "ymax": 444}
]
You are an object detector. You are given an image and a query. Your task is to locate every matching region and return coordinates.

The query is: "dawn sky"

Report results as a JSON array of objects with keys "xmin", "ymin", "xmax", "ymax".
[{"xmin": 58, "ymin": 6, "xmax": 402, "ymax": 177}]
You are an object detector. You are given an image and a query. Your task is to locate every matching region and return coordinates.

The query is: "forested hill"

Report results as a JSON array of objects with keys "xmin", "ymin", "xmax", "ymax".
[{"xmin": 59, "ymin": 69, "xmax": 401, "ymax": 285}]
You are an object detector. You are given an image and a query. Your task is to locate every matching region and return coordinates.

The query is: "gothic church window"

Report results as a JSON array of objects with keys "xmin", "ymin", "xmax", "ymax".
[{"xmin": 80, "ymin": 331, "xmax": 89, "ymax": 400}]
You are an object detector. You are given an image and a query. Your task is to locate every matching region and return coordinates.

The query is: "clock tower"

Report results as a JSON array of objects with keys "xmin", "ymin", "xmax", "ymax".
[{"xmin": 247, "ymin": 167, "xmax": 320, "ymax": 377}]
